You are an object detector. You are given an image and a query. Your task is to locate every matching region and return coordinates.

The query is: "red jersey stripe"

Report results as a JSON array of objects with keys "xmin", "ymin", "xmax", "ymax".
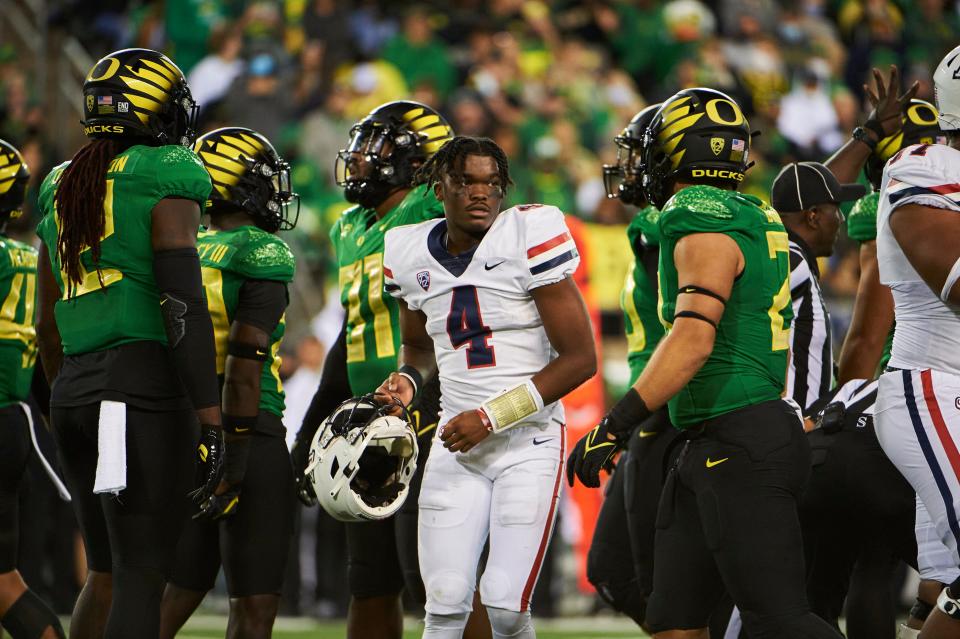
[
  {"xmin": 527, "ymin": 232, "xmax": 571, "ymax": 259},
  {"xmin": 383, "ymin": 266, "xmax": 393, "ymax": 278}
]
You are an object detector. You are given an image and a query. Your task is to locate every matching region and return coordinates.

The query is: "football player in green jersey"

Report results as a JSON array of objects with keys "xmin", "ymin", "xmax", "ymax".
[
  {"xmin": 0, "ymin": 139, "xmax": 66, "ymax": 639},
  {"xmin": 34, "ymin": 48, "xmax": 223, "ymax": 639},
  {"xmin": 291, "ymin": 102, "xmax": 489, "ymax": 639},
  {"xmin": 587, "ymin": 104, "xmax": 684, "ymax": 630},
  {"xmin": 568, "ymin": 88, "xmax": 842, "ymax": 638},
  {"xmin": 159, "ymin": 127, "xmax": 298, "ymax": 639}
]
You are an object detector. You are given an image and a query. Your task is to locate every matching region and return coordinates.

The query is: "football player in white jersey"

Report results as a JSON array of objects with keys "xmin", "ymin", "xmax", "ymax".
[
  {"xmin": 373, "ymin": 136, "xmax": 597, "ymax": 639},
  {"xmin": 874, "ymin": 44, "xmax": 960, "ymax": 638}
]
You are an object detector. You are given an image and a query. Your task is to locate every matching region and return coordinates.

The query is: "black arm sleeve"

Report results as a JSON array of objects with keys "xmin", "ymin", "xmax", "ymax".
[
  {"xmin": 153, "ymin": 247, "xmax": 220, "ymax": 410},
  {"xmin": 30, "ymin": 360, "xmax": 50, "ymax": 418},
  {"xmin": 234, "ymin": 279, "xmax": 289, "ymax": 334},
  {"xmin": 295, "ymin": 319, "xmax": 351, "ymax": 449}
]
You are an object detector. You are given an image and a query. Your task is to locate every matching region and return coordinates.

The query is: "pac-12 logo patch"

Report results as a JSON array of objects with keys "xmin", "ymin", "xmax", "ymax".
[{"xmin": 417, "ymin": 271, "xmax": 431, "ymax": 291}]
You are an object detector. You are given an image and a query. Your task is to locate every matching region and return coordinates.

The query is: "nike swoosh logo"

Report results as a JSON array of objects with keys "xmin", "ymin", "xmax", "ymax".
[
  {"xmin": 532, "ymin": 437, "xmax": 552, "ymax": 445},
  {"xmin": 256, "ymin": 350, "xmax": 267, "ymax": 356},
  {"xmin": 638, "ymin": 430, "xmax": 658, "ymax": 438},
  {"xmin": 484, "ymin": 260, "xmax": 506, "ymax": 270},
  {"xmin": 235, "ymin": 427, "xmax": 250, "ymax": 433},
  {"xmin": 705, "ymin": 457, "xmax": 729, "ymax": 468}
]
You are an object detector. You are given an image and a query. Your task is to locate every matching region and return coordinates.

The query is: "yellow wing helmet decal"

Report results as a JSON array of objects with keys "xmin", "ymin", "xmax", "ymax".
[
  {"xmin": 402, "ymin": 106, "xmax": 454, "ymax": 156},
  {"xmin": 0, "ymin": 150, "xmax": 25, "ymax": 196},
  {"xmin": 876, "ymin": 101, "xmax": 941, "ymax": 161},
  {"xmin": 117, "ymin": 57, "xmax": 183, "ymax": 125},
  {"xmin": 194, "ymin": 133, "xmax": 266, "ymax": 199}
]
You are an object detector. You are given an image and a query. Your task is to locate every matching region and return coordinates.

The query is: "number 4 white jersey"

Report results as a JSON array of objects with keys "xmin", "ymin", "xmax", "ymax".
[
  {"xmin": 383, "ymin": 204, "xmax": 580, "ymax": 427},
  {"xmin": 877, "ymin": 143, "xmax": 960, "ymax": 374}
]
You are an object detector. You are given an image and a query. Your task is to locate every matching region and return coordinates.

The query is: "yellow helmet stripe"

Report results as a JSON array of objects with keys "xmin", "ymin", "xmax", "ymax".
[
  {"xmin": 0, "ymin": 154, "xmax": 10, "ymax": 169},
  {"xmin": 402, "ymin": 107, "xmax": 426, "ymax": 121},
  {"xmin": 420, "ymin": 124, "xmax": 453, "ymax": 140},
  {"xmin": 669, "ymin": 148, "xmax": 687, "ymax": 170},
  {"xmin": 207, "ymin": 167, "xmax": 242, "ymax": 186},
  {"xmin": 214, "ymin": 184, "xmax": 231, "ymax": 198},
  {"xmin": 662, "ymin": 103, "xmax": 692, "ymax": 127},
  {"xmin": 660, "ymin": 113, "xmax": 705, "ymax": 153},
  {"xmin": 124, "ymin": 92, "xmax": 163, "ymax": 113},
  {"xmin": 144, "ymin": 58, "xmax": 179, "ymax": 83},
  {"xmin": 200, "ymin": 150, "xmax": 246, "ymax": 174},
  {"xmin": 0, "ymin": 164, "xmax": 21, "ymax": 181},
  {"xmin": 221, "ymin": 134, "xmax": 259, "ymax": 156},
  {"xmin": 120, "ymin": 75, "xmax": 168, "ymax": 101},
  {"xmin": 124, "ymin": 64, "xmax": 172, "ymax": 90},
  {"xmin": 238, "ymin": 133, "xmax": 265, "ymax": 152}
]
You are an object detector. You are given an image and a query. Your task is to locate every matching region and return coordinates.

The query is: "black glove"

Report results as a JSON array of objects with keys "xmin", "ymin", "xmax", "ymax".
[
  {"xmin": 567, "ymin": 389, "xmax": 651, "ymax": 488},
  {"xmin": 291, "ymin": 439, "xmax": 318, "ymax": 507},
  {"xmin": 191, "ymin": 425, "xmax": 224, "ymax": 503},
  {"xmin": 194, "ymin": 433, "xmax": 250, "ymax": 520},
  {"xmin": 566, "ymin": 417, "xmax": 626, "ymax": 488}
]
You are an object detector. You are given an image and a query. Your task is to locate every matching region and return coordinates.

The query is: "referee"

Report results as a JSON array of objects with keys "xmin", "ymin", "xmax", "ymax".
[{"xmin": 770, "ymin": 161, "xmax": 864, "ymax": 411}]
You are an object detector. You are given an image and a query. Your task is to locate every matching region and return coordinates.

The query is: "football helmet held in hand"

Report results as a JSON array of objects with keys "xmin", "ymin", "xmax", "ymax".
[{"xmin": 306, "ymin": 395, "xmax": 418, "ymax": 522}]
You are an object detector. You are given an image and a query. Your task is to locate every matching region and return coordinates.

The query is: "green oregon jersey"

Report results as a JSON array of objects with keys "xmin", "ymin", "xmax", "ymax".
[
  {"xmin": 657, "ymin": 186, "xmax": 793, "ymax": 427},
  {"xmin": 197, "ymin": 226, "xmax": 294, "ymax": 418},
  {"xmin": 621, "ymin": 206, "xmax": 665, "ymax": 384},
  {"xmin": 331, "ymin": 184, "xmax": 443, "ymax": 393},
  {"xmin": 845, "ymin": 191, "xmax": 893, "ymax": 370},
  {"xmin": 36, "ymin": 145, "xmax": 211, "ymax": 355},
  {"xmin": 0, "ymin": 237, "xmax": 38, "ymax": 407}
]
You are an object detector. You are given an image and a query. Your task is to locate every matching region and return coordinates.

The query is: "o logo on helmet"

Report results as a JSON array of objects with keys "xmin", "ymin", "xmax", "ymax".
[
  {"xmin": 87, "ymin": 57, "xmax": 121, "ymax": 83},
  {"xmin": 907, "ymin": 103, "xmax": 939, "ymax": 126},
  {"xmin": 704, "ymin": 98, "xmax": 744, "ymax": 127}
]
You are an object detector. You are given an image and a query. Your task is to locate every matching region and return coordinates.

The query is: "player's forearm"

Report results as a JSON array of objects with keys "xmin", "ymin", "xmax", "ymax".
[
  {"xmin": 824, "ymin": 137, "xmax": 874, "ymax": 184},
  {"xmin": 223, "ymin": 355, "xmax": 262, "ymax": 419},
  {"xmin": 398, "ymin": 341, "xmax": 437, "ymax": 382},
  {"xmin": 531, "ymin": 344, "xmax": 597, "ymax": 406},
  {"xmin": 633, "ymin": 322, "xmax": 715, "ymax": 410},
  {"xmin": 36, "ymin": 326, "xmax": 63, "ymax": 386}
]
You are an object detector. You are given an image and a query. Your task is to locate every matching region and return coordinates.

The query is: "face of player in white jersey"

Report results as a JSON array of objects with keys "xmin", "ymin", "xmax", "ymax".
[{"xmin": 434, "ymin": 154, "xmax": 505, "ymax": 244}]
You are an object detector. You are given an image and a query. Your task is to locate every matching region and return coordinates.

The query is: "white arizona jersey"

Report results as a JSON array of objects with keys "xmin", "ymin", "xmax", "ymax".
[
  {"xmin": 383, "ymin": 204, "xmax": 579, "ymax": 428},
  {"xmin": 877, "ymin": 143, "xmax": 960, "ymax": 374}
]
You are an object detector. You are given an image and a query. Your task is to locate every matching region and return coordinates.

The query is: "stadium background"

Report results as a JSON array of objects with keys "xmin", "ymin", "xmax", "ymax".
[{"xmin": 0, "ymin": 0, "xmax": 955, "ymax": 635}]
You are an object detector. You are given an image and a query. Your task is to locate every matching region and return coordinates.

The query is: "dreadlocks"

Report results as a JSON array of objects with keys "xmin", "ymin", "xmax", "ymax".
[
  {"xmin": 414, "ymin": 136, "xmax": 513, "ymax": 192},
  {"xmin": 54, "ymin": 139, "xmax": 120, "ymax": 296}
]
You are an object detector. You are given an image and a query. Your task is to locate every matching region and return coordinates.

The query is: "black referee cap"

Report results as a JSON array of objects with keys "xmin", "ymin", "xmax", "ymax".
[{"xmin": 771, "ymin": 162, "xmax": 866, "ymax": 213}]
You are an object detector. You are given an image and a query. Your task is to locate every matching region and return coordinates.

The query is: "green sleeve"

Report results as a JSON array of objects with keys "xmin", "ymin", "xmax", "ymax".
[
  {"xmin": 37, "ymin": 162, "xmax": 68, "ymax": 221},
  {"xmin": 626, "ymin": 205, "xmax": 661, "ymax": 250},
  {"xmin": 395, "ymin": 184, "xmax": 444, "ymax": 225},
  {"xmin": 148, "ymin": 145, "xmax": 212, "ymax": 205},
  {"xmin": 234, "ymin": 234, "xmax": 296, "ymax": 283},
  {"xmin": 659, "ymin": 186, "xmax": 758, "ymax": 239},
  {"xmin": 846, "ymin": 192, "xmax": 880, "ymax": 243}
]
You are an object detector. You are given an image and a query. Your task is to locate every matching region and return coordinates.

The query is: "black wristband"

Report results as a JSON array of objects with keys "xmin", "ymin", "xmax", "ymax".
[
  {"xmin": 223, "ymin": 433, "xmax": 252, "ymax": 485},
  {"xmin": 227, "ymin": 340, "xmax": 269, "ymax": 361},
  {"xmin": 852, "ymin": 126, "xmax": 878, "ymax": 151},
  {"xmin": 398, "ymin": 365, "xmax": 423, "ymax": 396},
  {"xmin": 862, "ymin": 118, "xmax": 886, "ymax": 141},
  {"xmin": 607, "ymin": 388, "xmax": 652, "ymax": 436},
  {"xmin": 223, "ymin": 413, "xmax": 258, "ymax": 434}
]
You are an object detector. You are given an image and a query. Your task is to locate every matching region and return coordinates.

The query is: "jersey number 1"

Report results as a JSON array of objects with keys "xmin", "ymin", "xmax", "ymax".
[{"xmin": 447, "ymin": 286, "xmax": 495, "ymax": 368}]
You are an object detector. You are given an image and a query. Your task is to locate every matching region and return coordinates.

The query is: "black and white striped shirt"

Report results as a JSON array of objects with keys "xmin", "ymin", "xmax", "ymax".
[{"xmin": 785, "ymin": 233, "xmax": 835, "ymax": 412}]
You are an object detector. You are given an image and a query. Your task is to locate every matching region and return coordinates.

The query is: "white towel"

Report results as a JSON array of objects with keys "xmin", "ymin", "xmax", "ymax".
[
  {"xmin": 18, "ymin": 402, "xmax": 71, "ymax": 502},
  {"xmin": 94, "ymin": 400, "xmax": 127, "ymax": 495}
]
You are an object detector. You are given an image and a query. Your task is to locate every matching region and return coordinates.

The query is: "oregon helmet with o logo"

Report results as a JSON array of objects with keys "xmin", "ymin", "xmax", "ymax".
[
  {"xmin": 82, "ymin": 48, "xmax": 199, "ymax": 146},
  {"xmin": 335, "ymin": 100, "xmax": 454, "ymax": 208},
  {"xmin": 603, "ymin": 103, "xmax": 661, "ymax": 206},
  {"xmin": 0, "ymin": 139, "xmax": 29, "ymax": 226},
  {"xmin": 193, "ymin": 127, "xmax": 299, "ymax": 233},
  {"xmin": 305, "ymin": 395, "xmax": 419, "ymax": 522},
  {"xmin": 642, "ymin": 88, "xmax": 751, "ymax": 209},
  {"xmin": 865, "ymin": 99, "xmax": 946, "ymax": 189}
]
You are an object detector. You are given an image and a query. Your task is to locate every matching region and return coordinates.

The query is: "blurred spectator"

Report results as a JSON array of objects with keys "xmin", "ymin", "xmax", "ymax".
[
  {"xmin": 301, "ymin": 0, "xmax": 353, "ymax": 102},
  {"xmin": 777, "ymin": 62, "xmax": 842, "ymax": 160},
  {"xmin": 187, "ymin": 25, "xmax": 245, "ymax": 114},
  {"xmin": 165, "ymin": 0, "xmax": 232, "ymax": 74},
  {"xmin": 382, "ymin": 6, "xmax": 456, "ymax": 100},
  {"xmin": 221, "ymin": 51, "xmax": 295, "ymax": 142},
  {"xmin": 282, "ymin": 336, "xmax": 326, "ymax": 451}
]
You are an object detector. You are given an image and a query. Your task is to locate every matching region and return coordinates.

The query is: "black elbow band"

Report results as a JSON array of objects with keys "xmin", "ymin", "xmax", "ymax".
[
  {"xmin": 678, "ymin": 284, "xmax": 727, "ymax": 305},
  {"xmin": 223, "ymin": 413, "xmax": 258, "ymax": 434},
  {"xmin": 154, "ymin": 248, "xmax": 220, "ymax": 409},
  {"xmin": 674, "ymin": 310, "xmax": 718, "ymax": 329},
  {"xmin": 228, "ymin": 340, "xmax": 269, "ymax": 361}
]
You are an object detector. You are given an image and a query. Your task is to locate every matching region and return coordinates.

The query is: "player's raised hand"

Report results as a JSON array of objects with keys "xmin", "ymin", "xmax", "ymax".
[
  {"xmin": 440, "ymin": 410, "xmax": 491, "ymax": 453},
  {"xmin": 865, "ymin": 64, "xmax": 920, "ymax": 138},
  {"xmin": 373, "ymin": 372, "xmax": 415, "ymax": 415}
]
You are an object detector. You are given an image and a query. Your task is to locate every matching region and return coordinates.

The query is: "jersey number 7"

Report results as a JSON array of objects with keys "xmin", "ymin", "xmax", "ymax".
[{"xmin": 446, "ymin": 285, "xmax": 495, "ymax": 368}]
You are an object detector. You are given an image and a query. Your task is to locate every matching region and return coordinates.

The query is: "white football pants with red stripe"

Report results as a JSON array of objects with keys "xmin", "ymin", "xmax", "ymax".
[
  {"xmin": 417, "ymin": 420, "xmax": 564, "ymax": 618},
  {"xmin": 876, "ymin": 368, "xmax": 960, "ymax": 583}
]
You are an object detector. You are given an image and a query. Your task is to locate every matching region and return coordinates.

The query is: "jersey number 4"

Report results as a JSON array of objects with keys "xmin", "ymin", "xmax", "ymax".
[{"xmin": 446, "ymin": 285, "xmax": 495, "ymax": 368}]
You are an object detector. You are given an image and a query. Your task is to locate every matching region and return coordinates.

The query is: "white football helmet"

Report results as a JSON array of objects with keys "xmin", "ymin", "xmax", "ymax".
[
  {"xmin": 306, "ymin": 395, "xmax": 419, "ymax": 522},
  {"xmin": 933, "ymin": 44, "xmax": 960, "ymax": 130}
]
